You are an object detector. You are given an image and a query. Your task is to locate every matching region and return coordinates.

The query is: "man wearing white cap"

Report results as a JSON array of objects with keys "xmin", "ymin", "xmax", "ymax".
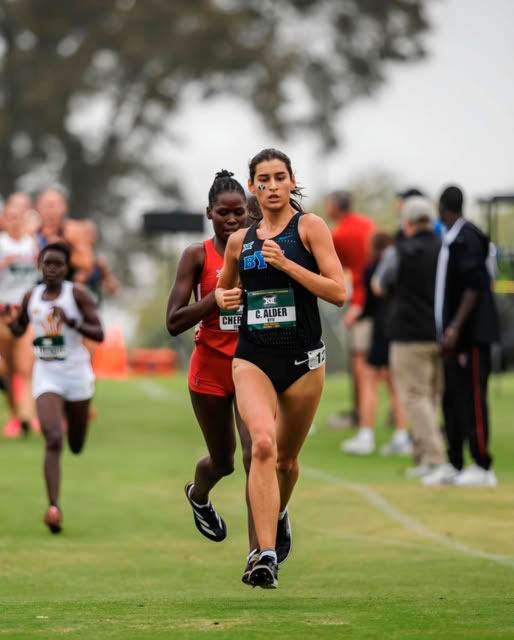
[{"xmin": 372, "ymin": 196, "xmax": 446, "ymax": 477}]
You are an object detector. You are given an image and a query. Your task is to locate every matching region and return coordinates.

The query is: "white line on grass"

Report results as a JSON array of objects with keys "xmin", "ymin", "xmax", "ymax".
[
  {"xmin": 138, "ymin": 379, "xmax": 184, "ymax": 402},
  {"xmin": 303, "ymin": 466, "xmax": 514, "ymax": 569}
]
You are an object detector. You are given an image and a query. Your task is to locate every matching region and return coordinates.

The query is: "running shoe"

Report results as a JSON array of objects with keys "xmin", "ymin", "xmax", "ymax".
[
  {"xmin": 380, "ymin": 434, "xmax": 413, "ymax": 456},
  {"xmin": 248, "ymin": 552, "xmax": 278, "ymax": 589},
  {"xmin": 421, "ymin": 463, "xmax": 459, "ymax": 486},
  {"xmin": 276, "ymin": 509, "xmax": 292, "ymax": 566},
  {"xmin": 405, "ymin": 463, "xmax": 438, "ymax": 479},
  {"xmin": 3, "ymin": 417, "xmax": 21, "ymax": 438},
  {"xmin": 341, "ymin": 429, "xmax": 375, "ymax": 455},
  {"xmin": 453, "ymin": 464, "xmax": 498, "ymax": 487},
  {"xmin": 241, "ymin": 549, "xmax": 259, "ymax": 585},
  {"xmin": 44, "ymin": 506, "xmax": 62, "ymax": 534},
  {"xmin": 184, "ymin": 482, "xmax": 227, "ymax": 542}
]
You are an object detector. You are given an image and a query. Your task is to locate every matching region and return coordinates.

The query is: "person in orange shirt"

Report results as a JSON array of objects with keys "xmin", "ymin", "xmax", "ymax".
[{"xmin": 326, "ymin": 191, "xmax": 375, "ymax": 429}]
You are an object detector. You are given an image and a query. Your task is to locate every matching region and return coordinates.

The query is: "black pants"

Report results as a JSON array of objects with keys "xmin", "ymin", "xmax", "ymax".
[{"xmin": 442, "ymin": 344, "xmax": 493, "ymax": 470}]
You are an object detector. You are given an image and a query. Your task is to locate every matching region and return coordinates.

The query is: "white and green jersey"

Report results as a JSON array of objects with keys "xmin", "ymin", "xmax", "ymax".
[
  {"xmin": 0, "ymin": 233, "xmax": 38, "ymax": 304},
  {"xmin": 28, "ymin": 281, "xmax": 90, "ymax": 365}
]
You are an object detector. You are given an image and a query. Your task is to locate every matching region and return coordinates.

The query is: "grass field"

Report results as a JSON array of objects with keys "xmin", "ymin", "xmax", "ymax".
[{"xmin": 1, "ymin": 373, "xmax": 514, "ymax": 639}]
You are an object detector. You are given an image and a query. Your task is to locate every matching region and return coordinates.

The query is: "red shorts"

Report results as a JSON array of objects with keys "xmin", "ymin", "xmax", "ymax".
[{"xmin": 188, "ymin": 343, "xmax": 234, "ymax": 397}]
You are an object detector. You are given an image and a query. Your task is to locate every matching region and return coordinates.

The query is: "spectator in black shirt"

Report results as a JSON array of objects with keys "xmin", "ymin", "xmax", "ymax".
[
  {"xmin": 373, "ymin": 197, "xmax": 446, "ymax": 479},
  {"xmin": 424, "ymin": 186, "xmax": 499, "ymax": 487}
]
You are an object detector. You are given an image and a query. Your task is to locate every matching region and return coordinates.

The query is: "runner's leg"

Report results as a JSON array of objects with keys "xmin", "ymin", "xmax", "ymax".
[
  {"xmin": 234, "ymin": 401, "xmax": 258, "ymax": 552},
  {"xmin": 276, "ymin": 366, "xmax": 325, "ymax": 510},
  {"xmin": 189, "ymin": 390, "xmax": 237, "ymax": 504},
  {"xmin": 37, "ymin": 392, "xmax": 64, "ymax": 506},
  {"xmin": 232, "ymin": 358, "xmax": 278, "ymax": 551},
  {"xmin": 64, "ymin": 399, "xmax": 91, "ymax": 454}
]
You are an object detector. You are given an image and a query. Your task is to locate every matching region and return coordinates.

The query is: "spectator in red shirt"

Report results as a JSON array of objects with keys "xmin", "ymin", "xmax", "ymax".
[{"xmin": 326, "ymin": 191, "xmax": 375, "ymax": 429}]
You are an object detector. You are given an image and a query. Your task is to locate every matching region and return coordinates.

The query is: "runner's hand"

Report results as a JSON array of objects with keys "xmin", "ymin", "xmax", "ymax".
[
  {"xmin": 220, "ymin": 287, "xmax": 242, "ymax": 310},
  {"xmin": 0, "ymin": 304, "xmax": 19, "ymax": 325},
  {"xmin": 262, "ymin": 240, "xmax": 287, "ymax": 270},
  {"xmin": 52, "ymin": 306, "xmax": 71, "ymax": 326}
]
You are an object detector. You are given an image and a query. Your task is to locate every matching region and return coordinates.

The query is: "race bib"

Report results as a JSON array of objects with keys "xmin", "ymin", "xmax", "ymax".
[
  {"xmin": 247, "ymin": 288, "xmax": 296, "ymax": 330},
  {"xmin": 219, "ymin": 305, "xmax": 243, "ymax": 331},
  {"xmin": 33, "ymin": 335, "xmax": 67, "ymax": 361},
  {"xmin": 307, "ymin": 344, "xmax": 326, "ymax": 370}
]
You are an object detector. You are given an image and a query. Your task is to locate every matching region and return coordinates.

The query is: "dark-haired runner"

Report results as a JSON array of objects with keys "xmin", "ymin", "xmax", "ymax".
[
  {"xmin": 166, "ymin": 171, "xmax": 257, "ymax": 573},
  {"xmin": 216, "ymin": 149, "xmax": 346, "ymax": 588},
  {"xmin": 1, "ymin": 242, "xmax": 104, "ymax": 533}
]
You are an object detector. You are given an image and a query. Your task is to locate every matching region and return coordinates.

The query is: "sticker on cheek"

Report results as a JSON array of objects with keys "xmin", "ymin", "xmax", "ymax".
[{"xmin": 258, "ymin": 184, "xmax": 266, "ymax": 191}]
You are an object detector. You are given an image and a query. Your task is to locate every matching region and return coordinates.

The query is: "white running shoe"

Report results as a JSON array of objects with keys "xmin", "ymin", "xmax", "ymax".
[
  {"xmin": 421, "ymin": 463, "xmax": 460, "ymax": 486},
  {"xmin": 341, "ymin": 429, "xmax": 375, "ymax": 455},
  {"xmin": 454, "ymin": 464, "xmax": 498, "ymax": 487},
  {"xmin": 405, "ymin": 464, "xmax": 438, "ymax": 479},
  {"xmin": 380, "ymin": 436, "xmax": 413, "ymax": 457}
]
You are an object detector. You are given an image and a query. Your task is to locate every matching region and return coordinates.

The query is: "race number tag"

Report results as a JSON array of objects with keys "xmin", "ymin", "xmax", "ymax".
[
  {"xmin": 307, "ymin": 344, "xmax": 326, "ymax": 370},
  {"xmin": 219, "ymin": 305, "xmax": 243, "ymax": 331},
  {"xmin": 33, "ymin": 335, "xmax": 67, "ymax": 361},
  {"xmin": 247, "ymin": 288, "xmax": 296, "ymax": 330}
]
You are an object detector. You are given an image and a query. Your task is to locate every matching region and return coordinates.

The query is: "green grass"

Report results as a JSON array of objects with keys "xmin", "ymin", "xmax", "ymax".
[{"xmin": 1, "ymin": 373, "xmax": 514, "ymax": 639}]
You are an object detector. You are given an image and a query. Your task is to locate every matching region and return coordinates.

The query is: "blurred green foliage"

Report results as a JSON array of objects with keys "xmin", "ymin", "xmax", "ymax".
[{"xmin": 1, "ymin": 0, "xmax": 430, "ymax": 223}]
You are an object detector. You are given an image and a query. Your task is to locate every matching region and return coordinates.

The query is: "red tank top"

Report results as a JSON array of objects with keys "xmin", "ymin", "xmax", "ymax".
[{"xmin": 194, "ymin": 239, "xmax": 240, "ymax": 357}]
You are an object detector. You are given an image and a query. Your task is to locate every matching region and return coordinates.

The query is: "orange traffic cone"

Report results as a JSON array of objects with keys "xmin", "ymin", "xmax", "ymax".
[{"xmin": 92, "ymin": 325, "xmax": 129, "ymax": 379}]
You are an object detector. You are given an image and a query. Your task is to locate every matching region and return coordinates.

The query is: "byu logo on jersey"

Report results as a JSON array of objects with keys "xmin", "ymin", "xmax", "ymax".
[
  {"xmin": 263, "ymin": 295, "xmax": 277, "ymax": 306},
  {"xmin": 243, "ymin": 250, "xmax": 267, "ymax": 270},
  {"xmin": 242, "ymin": 241, "xmax": 254, "ymax": 253}
]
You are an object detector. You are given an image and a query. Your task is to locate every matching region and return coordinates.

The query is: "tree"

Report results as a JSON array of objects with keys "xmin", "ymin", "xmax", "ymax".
[{"xmin": 0, "ymin": 0, "xmax": 430, "ymax": 220}]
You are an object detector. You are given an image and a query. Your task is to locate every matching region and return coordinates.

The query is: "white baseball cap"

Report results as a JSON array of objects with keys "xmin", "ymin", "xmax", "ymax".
[{"xmin": 401, "ymin": 196, "xmax": 435, "ymax": 223}]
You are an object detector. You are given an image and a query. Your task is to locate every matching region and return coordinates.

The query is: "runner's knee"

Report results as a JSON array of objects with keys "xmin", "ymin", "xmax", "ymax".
[
  {"xmin": 252, "ymin": 433, "xmax": 276, "ymax": 463},
  {"xmin": 276, "ymin": 456, "xmax": 299, "ymax": 474},
  {"xmin": 69, "ymin": 438, "xmax": 85, "ymax": 455},
  {"xmin": 211, "ymin": 458, "xmax": 234, "ymax": 477},
  {"xmin": 45, "ymin": 429, "xmax": 63, "ymax": 452}
]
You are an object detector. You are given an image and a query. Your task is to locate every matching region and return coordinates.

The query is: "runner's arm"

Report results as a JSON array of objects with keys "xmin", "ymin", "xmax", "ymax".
[
  {"xmin": 1, "ymin": 290, "xmax": 31, "ymax": 337},
  {"xmin": 70, "ymin": 285, "xmax": 105, "ymax": 342},
  {"xmin": 262, "ymin": 214, "xmax": 346, "ymax": 306},
  {"xmin": 215, "ymin": 230, "xmax": 244, "ymax": 310},
  {"xmin": 166, "ymin": 244, "xmax": 218, "ymax": 336}
]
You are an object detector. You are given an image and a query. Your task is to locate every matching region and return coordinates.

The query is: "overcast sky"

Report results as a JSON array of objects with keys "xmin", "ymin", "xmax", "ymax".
[{"xmin": 157, "ymin": 0, "xmax": 514, "ymax": 215}]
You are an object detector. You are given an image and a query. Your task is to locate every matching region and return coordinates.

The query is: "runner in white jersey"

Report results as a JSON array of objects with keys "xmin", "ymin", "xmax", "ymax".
[
  {"xmin": 0, "ymin": 193, "xmax": 39, "ymax": 437},
  {"xmin": 1, "ymin": 242, "xmax": 104, "ymax": 534}
]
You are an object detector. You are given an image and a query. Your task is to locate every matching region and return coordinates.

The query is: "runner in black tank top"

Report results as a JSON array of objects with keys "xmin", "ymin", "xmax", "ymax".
[
  {"xmin": 235, "ymin": 212, "xmax": 324, "ymax": 391},
  {"xmin": 216, "ymin": 149, "xmax": 346, "ymax": 589}
]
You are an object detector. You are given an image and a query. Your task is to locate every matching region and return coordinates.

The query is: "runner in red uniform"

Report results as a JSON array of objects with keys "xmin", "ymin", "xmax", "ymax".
[{"xmin": 166, "ymin": 171, "xmax": 257, "ymax": 572}]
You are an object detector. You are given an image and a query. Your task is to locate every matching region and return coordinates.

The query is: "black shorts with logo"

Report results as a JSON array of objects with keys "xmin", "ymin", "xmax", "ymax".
[{"xmin": 234, "ymin": 337, "xmax": 325, "ymax": 393}]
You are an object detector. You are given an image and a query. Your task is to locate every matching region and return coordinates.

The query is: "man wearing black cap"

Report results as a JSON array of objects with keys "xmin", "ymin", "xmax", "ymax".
[{"xmin": 423, "ymin": 185, "xmax": 499, "ymax": 487}]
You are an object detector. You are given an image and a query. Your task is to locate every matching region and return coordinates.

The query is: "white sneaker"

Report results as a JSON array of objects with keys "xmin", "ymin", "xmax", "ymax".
[
  {"xmin": 405, "ymin": 464, "xmax": 438, "ymax": 479},
  {"xmin": 341, "ymin": 429, "xmax": 375, "ymax": 455},
  {"xmin": 421, "ymin": 463, "xmax": 460, "ymax": 486},
  {"xmin": 380, "ymin": 435, "xmax": 413, "ymax": 456},
  {"xmin": 454, "ymin": 464, "xmax": 498, "ymax": 487}
]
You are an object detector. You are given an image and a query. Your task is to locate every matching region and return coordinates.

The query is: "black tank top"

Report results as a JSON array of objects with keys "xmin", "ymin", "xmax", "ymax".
[{"xmin": 238, "ymin": 212, "xmax": 322, "ymax": 351}]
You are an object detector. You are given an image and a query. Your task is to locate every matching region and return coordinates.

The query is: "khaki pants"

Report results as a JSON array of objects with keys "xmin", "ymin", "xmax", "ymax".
[{"xmin": 390, "ymin": 342, "xmax": 445, "ymax": 465}]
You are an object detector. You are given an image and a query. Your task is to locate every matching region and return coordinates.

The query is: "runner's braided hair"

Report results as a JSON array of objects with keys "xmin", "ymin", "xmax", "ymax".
[
  {"xmin": 248, "ymin": 148, "xmax": 304, "ymax": 213},
  {"xmin": 208, "ymin": 170, "xmax": 246, "ymax": 208}
]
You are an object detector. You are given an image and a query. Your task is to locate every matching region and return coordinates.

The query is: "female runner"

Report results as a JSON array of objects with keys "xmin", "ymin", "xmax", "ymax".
[
  {"xmin": 0, "ymin": 193, "xmax": 39, "ymax": 437},
  {"xmin": 216, "ymin": 149, "xmax": 346, "ymax": 588},
  {"xmin": 166, "ymin": 171, "xmax": 257, "ymax": 573},
  {"xmin": 1, "ymin": 242, "xmax": 104, "ymax": 533}
]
